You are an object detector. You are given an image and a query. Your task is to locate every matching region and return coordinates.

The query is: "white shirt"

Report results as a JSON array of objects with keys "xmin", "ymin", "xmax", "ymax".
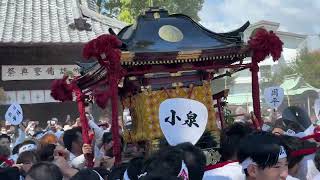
[
  {"xmin": 203, "ymin": 162, "xmax": 245, "ymax": 180},
  {"xmin": 296, "ymin": 154, "xmax": 319, "ymax": 180},
  {"xmin": 69, "ymin": 152, "xmax": 86, "ymax": 169},
  {"xmin": 312, "ymin": 173, "xmax": 320, "ymax": 180},
  {"xmin": 286, "ymin": 175, "xmax": 299, "ymax": 180}
]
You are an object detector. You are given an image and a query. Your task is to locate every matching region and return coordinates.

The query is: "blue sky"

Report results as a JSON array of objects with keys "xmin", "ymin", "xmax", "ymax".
[{"xmin": 199, "ymin": 0, "xmax": 320, "ymax": 35}]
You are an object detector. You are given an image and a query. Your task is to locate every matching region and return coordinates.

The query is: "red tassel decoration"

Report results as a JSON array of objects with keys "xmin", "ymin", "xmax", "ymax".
[
  {"xmin": 248, "ymin": 28, "xmax": 284, "ymax": 63},
  {"xmin": 50, "ymin": 76, "xmax": 73, "ymax": 102},
  {"xmin": 83, "ymin": 34, "xmax": 122, "ymax": 61},
  {"xmin": 82, "ymin": 34, "xmax": 125, "ymax": 164},
  {"xmin": 94, "ymin": 90, "xmax": 111, "ymax": 109}
]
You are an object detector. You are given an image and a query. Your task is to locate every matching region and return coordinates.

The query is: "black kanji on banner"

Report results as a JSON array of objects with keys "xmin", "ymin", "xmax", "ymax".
[
  {"xmin": 165, "ymin": 110, "xmax": 182, "ymax": 126},
  {"xmin": 182, "ymin": 111, "xmax": 199, "ymax": 128}
]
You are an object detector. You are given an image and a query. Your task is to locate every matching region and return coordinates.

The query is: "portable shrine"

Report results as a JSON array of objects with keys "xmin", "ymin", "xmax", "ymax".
[{"xmin": 51, "ymin": 7, "xmax": 283, "ymax": 165}]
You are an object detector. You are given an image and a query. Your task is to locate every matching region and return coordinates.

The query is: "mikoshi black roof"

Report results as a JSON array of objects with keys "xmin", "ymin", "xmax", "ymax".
[{"xmin": 117, "ymin": 7, "xmax": 250, "ymax": 53}]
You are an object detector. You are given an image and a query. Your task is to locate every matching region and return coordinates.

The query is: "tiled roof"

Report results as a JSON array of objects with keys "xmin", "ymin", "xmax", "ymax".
[{"xmin": 0, "ymin": 0, "xmax": 126, "ymax": 44}]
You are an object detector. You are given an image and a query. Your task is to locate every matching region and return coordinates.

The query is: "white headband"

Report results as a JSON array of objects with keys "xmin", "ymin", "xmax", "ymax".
[
  {"xmin": 241, "ymin": 146, "xmax": 287, "ymax": 170},
  {"xmin": 279, "ymin": 146, "xmax": 287, "ymax": 159},
  {"xmin": 19, "ymin": 144, "xmax": 37, "ymax": 154},
  {"xmin": 285, "ymin": 125, "xmax": 315, "ymax": 138}
]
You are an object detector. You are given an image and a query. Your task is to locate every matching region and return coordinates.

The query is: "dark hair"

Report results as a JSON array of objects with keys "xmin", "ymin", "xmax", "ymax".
[
  {"xmin": 12, "ymin": 144, "xmax": 22, "ymax": 155},
  {"xmin": 280, "ymin": 135, "xmax": 317, "ymax": 169},
  {"xmin": 63, "ymin": 127, "xmax": 82, "ymax": 152},
  {"xmin": 142, "ymin": 146, "xmax": 184, "ymax": 177},
  {"xmin": 92, "ymin": 167, "xmax": 110, "ymax": 179},
  {"xmin": 38, "ymin": 144, "xmax": 56, "ymax": 162},
  {"xmin": 102, "ymin": 132, "xmax": 113, "ymax": 144},
  {"xmin": 175, "ymin": 142, "xmax": 206, "ymax": 180},
  {"xmin": 238, "ymin": 132, "xmax": 285, "ymax": 170},
  {"xmin": 139, "ymin": 174, "xmax": 181, "ymax": 180},
  {"xmin": 0, "ymin": 145, "xmax": 11, "ymax": 157},
  {"xmin": 126, "ymin": 157, "xmax": 144, "ymax": 180},
  {"xmin": 220, "ymin": 123, "xmax": 254, "ymax": 161},
  {"xmin": 27, "ymin": 162, "xmax": 63, "ymax": 180},
  {"xmin": 17, "ymin": 151, "xmax": 40, "ymax": 164},
  {"xmin": 20, "ymin": 140, "xmax": 37, "ymax": 147},
  {"xmin": 274, "ymin": 118, "xmax": 305, "ymax": 133},
  {"xmin": 0, "ymin": 167, "xmax": 21, "ymax": 180},
  {"xmin": 109, "ymin": 163, "xmax": 128, "ymax": 180},
  {"xmin": 158, "ymin": 137, "xmax": 169, "ymax": 149},
  {"xmin": 282, "ymin": 106, "xmax": 311, "ymax": 130},
  {"xmin": 102, "ymin": 132, "xmax": 124, "ymax": 157},
  {"xmin": 0, "ymin": 134, "xmax": 11, "ymax": 143},
  {"xmin": 195, "ymin": 131, "xmax": 218, "ymax": 149},
  {"xmin": 70, "ymin": 169, "xmax": 101, "ymax": 180}
]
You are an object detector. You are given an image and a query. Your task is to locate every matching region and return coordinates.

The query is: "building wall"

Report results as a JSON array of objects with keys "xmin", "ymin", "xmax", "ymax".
[{"xmin": 0, "ymin": 44, "xmax": 102, "ymax": 124}]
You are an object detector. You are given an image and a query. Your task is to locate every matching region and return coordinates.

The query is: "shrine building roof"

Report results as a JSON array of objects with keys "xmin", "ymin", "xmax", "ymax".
[{"xmin": 0, "ymin": 0, "xmax": 125, "ymax": 44}]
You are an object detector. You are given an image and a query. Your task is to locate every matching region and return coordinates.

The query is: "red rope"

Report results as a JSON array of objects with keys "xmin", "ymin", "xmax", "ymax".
[
  {"xmin": 291, "ymin": 147, "xmax": 319, "ymax": 157},
  {"xmin": 250, "ymin": 63, "xmax": 262, "ymax": 127},
  {"xmin": 205, "ymin": 160, "xmax": 238, "ymax": 171},
  {"xmin": 110, "ymin": 77, "xmax": 122, "ymax": 164},
  {"xmin": 301, "ymin": 133, "xmax": 320, "ymax": 141},
  {"xmin": 0, "ymin": 156, "xmax": 14, "ymax": 167},
  {"xmin": 73, "ymin": 86, "xmax": 94, "ymax": 167}
]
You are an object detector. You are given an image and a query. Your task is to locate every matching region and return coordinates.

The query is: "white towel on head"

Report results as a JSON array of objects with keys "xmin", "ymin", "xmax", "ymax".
[{"xmin": 203, "ymin": 162, "xmax": 245, "ymax": 180}]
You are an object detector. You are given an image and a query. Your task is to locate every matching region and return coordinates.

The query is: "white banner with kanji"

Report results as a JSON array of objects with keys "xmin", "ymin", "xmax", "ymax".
[{"xmin": 1, "ymin": 65, "xmax": 80, "ymax": 81}]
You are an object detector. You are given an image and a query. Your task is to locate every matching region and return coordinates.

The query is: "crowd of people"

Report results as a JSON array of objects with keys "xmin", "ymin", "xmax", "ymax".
[{"xmin": 0, "ymin": 106, "xmax": 320, "ymax": 180}]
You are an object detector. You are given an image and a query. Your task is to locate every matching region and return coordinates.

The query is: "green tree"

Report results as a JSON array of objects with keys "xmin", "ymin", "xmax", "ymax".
[
  {"xmin": 269, "ymin": 49, "xmax": 320, "ymax": 88},
  {"xmin": 97, "ymin": 0, "xmax": 204, "ymax": 24},
  {"xmin": 269, "ymin": 65, "xmax": 296, "ymax": 85},
  {"xmin": 294, "ymin": 50, "xmax": 320, "ymax": 88}
]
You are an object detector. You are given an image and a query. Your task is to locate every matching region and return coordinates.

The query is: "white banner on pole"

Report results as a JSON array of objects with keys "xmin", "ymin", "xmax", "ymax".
[
  {"xmin": 264, "ymin": 86, "xmax": 284, "ymax": 109},
  {"xmin": 5, "ymin": 103, "xmax": 23, "ymax": 125},
  {"xmin": 159, "ymin": 98, "xmax": 208, "ymax": 146},
  {"xmin": 1, "ymin": 65, "xmax": 80, "ymax": 81}
]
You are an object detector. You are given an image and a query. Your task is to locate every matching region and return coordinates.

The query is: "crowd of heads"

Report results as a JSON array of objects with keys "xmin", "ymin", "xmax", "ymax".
[{"xmin": 0, "ymin": 105, "xmax": 320, "ymax": 180}]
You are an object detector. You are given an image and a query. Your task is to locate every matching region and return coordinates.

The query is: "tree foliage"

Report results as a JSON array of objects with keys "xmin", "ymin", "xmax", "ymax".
[
  {"xmin": 269, "ymin": 66, "xmax": 296, "ymax": 85},
  {"xmin": 295, "ymin": 50, "xmax": 320, "ymax": 88},
  {"xmin": 97, "ymin": 0, "xmax": 204, "ymax": 24},
  {"xmin": 269, "ymin": 49, "xmax": 320, "ymax": 88}
]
